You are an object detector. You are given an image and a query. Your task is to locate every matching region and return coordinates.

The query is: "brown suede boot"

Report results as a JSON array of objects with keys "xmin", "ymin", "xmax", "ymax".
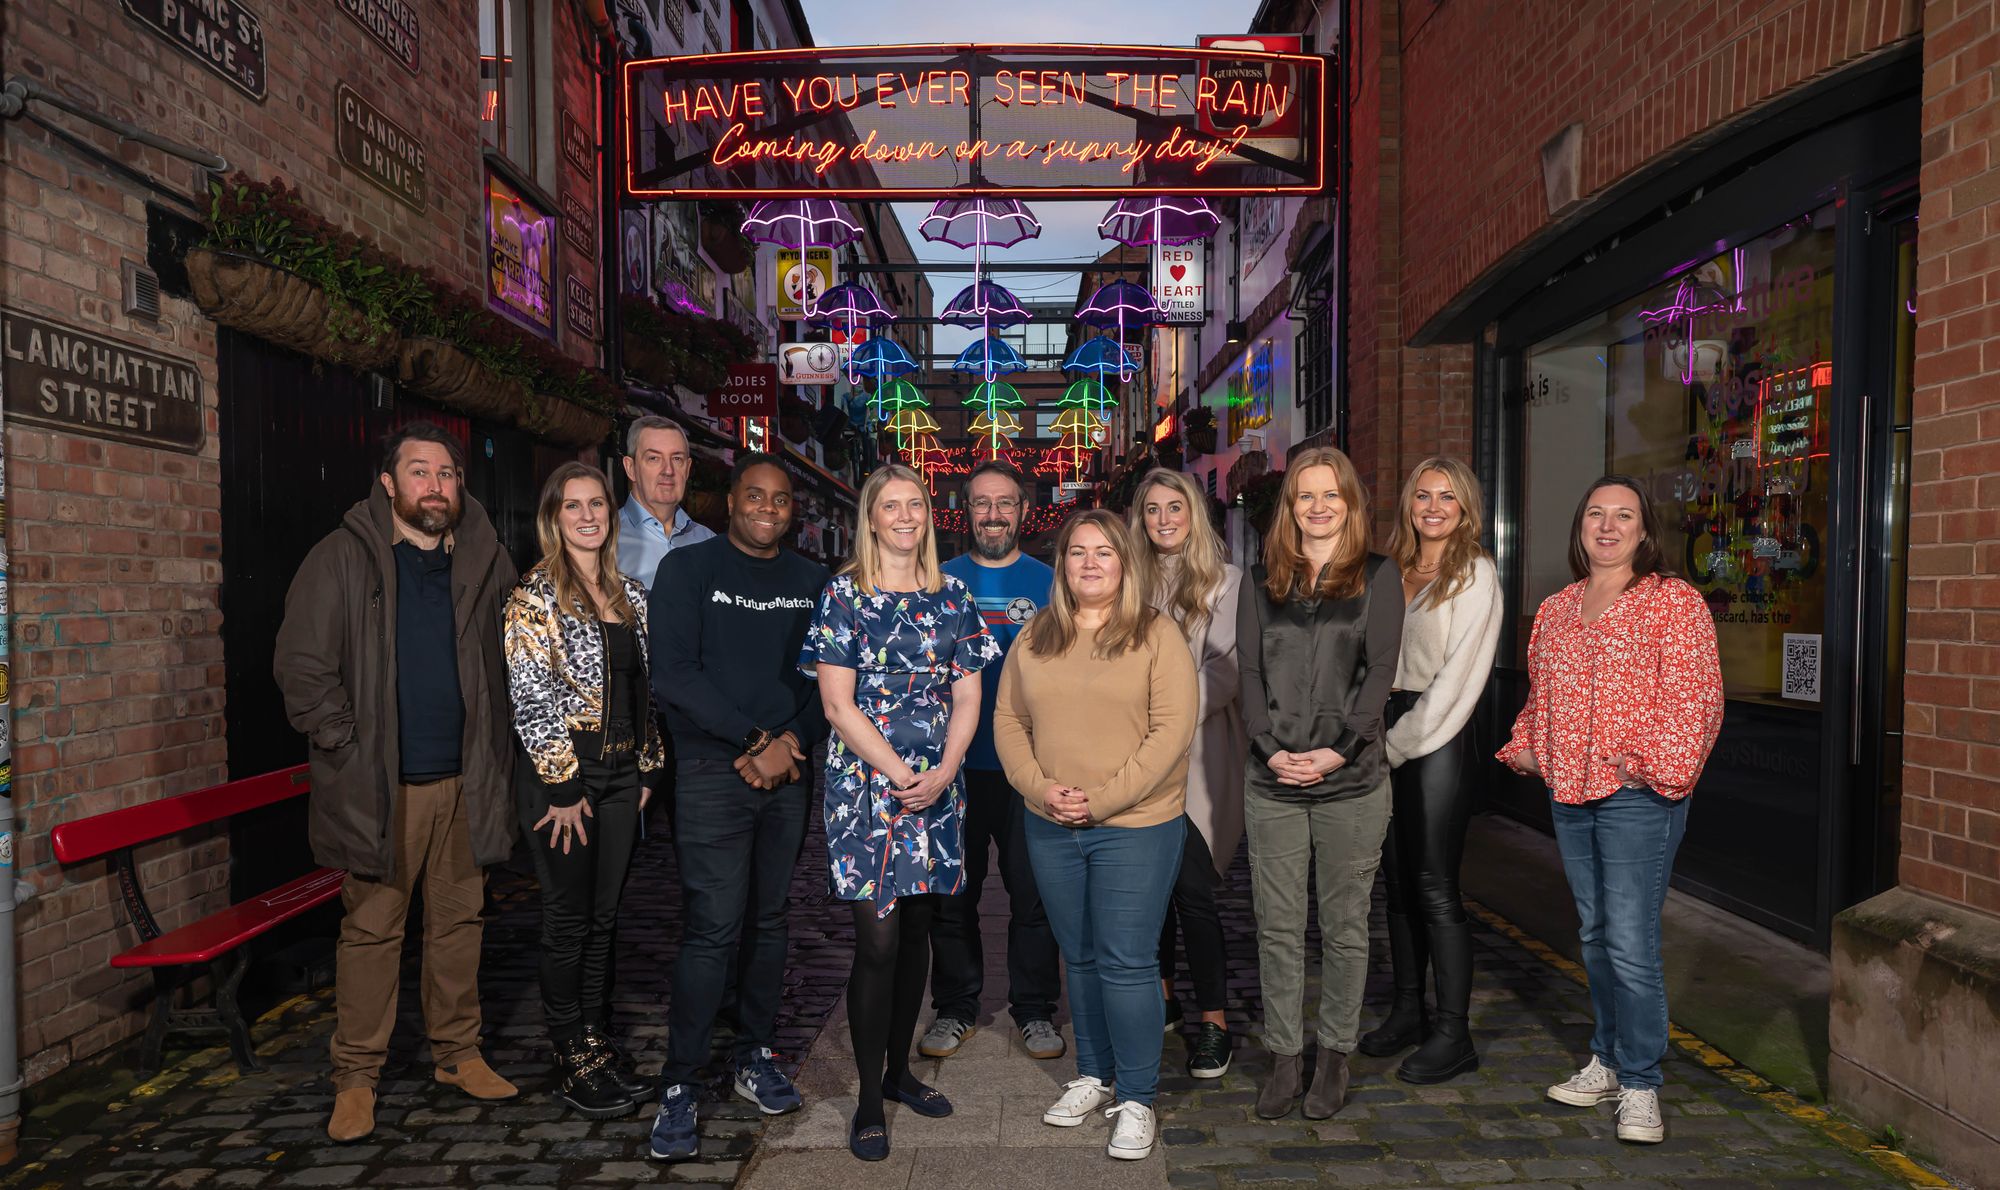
[
  {"xmin": 327, "ymin": 1087, "xmax": 376, "ymax": 1142},
  {"xmin": 1255, "ymin": 1051, "xmax": 1303, "ymax": 1119},
  {"xmin": 1303, "ymin": 1049, "xmax": 1349, "ymax": 1119},
  {"xmin": 435, "ymin": 1056, "xmax": 520, "ymax": 1101}
]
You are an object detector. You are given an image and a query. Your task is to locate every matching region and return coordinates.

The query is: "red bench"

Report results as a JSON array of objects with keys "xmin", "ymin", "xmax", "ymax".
[{"xmin": 51, "ymin": 765, "xmax": 345, "ymax": 1073}]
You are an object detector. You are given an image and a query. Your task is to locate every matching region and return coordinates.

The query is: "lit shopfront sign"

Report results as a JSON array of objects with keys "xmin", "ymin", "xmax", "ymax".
[
  {"xmin": 1227, "ymin": 340, "xmax": 1273, "ymax": 445},
  {"xmin": 485, "ymin": 168, "xmax": 557, "ymax": 337},
  {"xmin": 622, "ymin": 43, "xmax": 1329, "ymax": 198}
]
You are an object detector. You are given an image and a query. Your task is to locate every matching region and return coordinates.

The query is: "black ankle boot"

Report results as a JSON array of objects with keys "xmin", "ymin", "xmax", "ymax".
[
  {"xmin": 1359, "ymin": 912, "xmax": 1429, "ymax": 1056},
  {"xmin": 581, "ymin": 1024, "xmax": 653, "ymax": 1099},
  {"xmin": 554, "ymin": 1037, "xmax": 636, "ymax": 1118},
  {"xmin": 1398, "ymin": 922, "xmax": 1479, "ymax": 1084}
]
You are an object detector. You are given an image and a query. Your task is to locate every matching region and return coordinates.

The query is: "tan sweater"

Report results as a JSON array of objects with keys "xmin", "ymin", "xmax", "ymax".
[{"xmin": 993, "ymin": 613, "xmax": 1199, "ymax": 829}]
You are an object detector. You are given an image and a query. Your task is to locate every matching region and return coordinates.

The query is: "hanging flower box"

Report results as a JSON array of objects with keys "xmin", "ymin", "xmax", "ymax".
[
  {"xmin": 396, "ymin": 336, "xmax": 531, "ymax": 422},
  {"xmin": 184, "ymin": 248, "xmax": 400, "ymax": 371},
  {"xmin": 523, "ymin": 393, "xmax": 613, "ymax": 450}
]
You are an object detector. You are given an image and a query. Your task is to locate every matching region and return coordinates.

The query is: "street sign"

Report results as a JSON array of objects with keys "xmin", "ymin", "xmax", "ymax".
[
  {"xmin": 779, "ymin": 341, "xmax": 841, "ymax": 385},
  {"xmin": 1152, "ymin": 241, "xmax": 1206, "ymax": 324},
  {"xmin": 709, "ymin": 363, "xmax": 778, "ymax": 417}
]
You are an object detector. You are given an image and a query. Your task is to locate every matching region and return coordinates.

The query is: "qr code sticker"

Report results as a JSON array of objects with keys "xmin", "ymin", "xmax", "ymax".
[{"xmin": 1782, "ymin": 633, "xmax": 1821, "ymax": 702}]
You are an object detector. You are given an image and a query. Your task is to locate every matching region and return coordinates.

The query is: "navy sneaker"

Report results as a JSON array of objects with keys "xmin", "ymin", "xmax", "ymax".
[
  {"xmin": 649, "ymin": 1082, "xmax": 699, "ymax": 1161},
  {"xmin": 734, "ymin": 1047, "xmax": 803, "ymax": 1115}
]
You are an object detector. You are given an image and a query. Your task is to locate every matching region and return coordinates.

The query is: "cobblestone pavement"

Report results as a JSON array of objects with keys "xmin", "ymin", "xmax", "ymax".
[{"xmin": 3, "ymin": 803, "xmax": 1945, "ymax": 1190}]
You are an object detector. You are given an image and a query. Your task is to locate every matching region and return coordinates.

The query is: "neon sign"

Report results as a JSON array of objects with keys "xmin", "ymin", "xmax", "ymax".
[
  {"xmin": 485, "ymin": 168, "xmax": 555, "ymax": 337},
  {"xmin": 622, "ymin": 43, "xmax": 1330, "ymax": 198}
]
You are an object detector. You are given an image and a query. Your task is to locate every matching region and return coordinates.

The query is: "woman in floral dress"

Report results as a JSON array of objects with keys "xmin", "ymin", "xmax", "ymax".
[{"xmin": 800, "ymin": 464, "xmax": 998, "ymax": 1161}]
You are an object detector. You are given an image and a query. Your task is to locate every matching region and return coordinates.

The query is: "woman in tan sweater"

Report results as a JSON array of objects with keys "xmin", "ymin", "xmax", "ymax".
[{"xmin": 994, "ymin": 510, "xmax": 1197, "ymax": 1163}]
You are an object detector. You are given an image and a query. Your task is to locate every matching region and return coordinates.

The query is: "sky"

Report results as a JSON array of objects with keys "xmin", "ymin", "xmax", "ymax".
[{"xmin": 794, "ymin": 0, "xmax": 1262, "ymax": 357}]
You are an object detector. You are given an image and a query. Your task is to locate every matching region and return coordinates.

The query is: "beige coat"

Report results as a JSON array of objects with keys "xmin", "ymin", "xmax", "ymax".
[{"xmin": 1154, "ymin": 556, "xmax": 1246, "ymax": 875}]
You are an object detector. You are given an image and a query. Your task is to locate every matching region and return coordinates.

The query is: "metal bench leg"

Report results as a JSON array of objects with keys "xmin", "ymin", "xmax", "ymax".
[
  {"xmin": 214, "ymin": 949, "xmax": 264, "ymax": 1073},
  {"xmin": 139, "ymin": 969, "xmax": 179, "ymax": 1077}
]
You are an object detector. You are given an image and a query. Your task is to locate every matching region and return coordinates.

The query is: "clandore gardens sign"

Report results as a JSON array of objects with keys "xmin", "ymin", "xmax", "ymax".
[{"xmin": 622, "ymin": 43, "xmax": 1328, "ymax": 198}]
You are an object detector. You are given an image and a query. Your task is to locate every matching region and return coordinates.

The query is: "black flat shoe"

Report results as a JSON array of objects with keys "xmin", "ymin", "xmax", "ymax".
[
  {"xmin": 883, "ymin": 1078, "xmax": 953, "ymax": 1118},
  {"xmin": 849, "ymin": 1116, "xmax": 890, "ymax": 1161}
]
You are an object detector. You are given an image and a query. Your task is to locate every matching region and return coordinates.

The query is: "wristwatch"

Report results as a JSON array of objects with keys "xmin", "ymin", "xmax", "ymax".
[{"xmin": 741, "ymin": 727, "xmax": 772, "ymax": 756}]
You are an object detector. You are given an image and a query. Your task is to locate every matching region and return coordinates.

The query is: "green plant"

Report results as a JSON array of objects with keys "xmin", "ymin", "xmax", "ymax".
[{"xmin": 1241, "ymin": 468, "xmax": 1285, "ymax": 534}]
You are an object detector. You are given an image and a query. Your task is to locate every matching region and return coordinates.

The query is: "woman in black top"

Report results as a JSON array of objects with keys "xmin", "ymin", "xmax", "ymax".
[
  {"xmin": 1237, "ymin": 447, "xmax": 1403, "ymax": 1122},
  {"xmin": 505, "ymin": 462, "xmax": 665, "ymax": 1118}
]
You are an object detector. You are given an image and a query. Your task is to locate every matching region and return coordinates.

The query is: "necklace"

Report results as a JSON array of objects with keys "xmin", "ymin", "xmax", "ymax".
[{"xmin": 1409, "ymin": 559, "xmax": 1441, "ymax": 574}]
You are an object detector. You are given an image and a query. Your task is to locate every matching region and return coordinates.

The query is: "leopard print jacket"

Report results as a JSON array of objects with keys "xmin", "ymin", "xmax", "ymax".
[{"xmin": 504, "ymin": 563, "xmax": 666, "ymax": 790}]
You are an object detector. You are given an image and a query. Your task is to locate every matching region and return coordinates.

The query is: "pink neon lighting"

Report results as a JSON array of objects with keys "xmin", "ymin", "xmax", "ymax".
[
  {"xmin": 1638, "ymin": 277, "xmax": 1733, "ymax": 385},
  {"xmin": 740, "ymin": 199, "xmax": 864, "ymax": 248}
]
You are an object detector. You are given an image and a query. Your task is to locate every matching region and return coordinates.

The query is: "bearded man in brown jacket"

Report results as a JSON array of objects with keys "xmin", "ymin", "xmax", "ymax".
[{"xmin": 274, "ymin": 422, "xmax": 521, "ymax": 1142}]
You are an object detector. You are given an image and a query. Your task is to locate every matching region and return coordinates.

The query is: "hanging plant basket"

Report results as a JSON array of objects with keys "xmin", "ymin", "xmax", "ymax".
[
  {"xmin": 701, "ymin": 216, "xmax": 755, "ymax": 274},
  {"xmin": 523, "ymin": 394, "xmax": 614, "ymax": 450},
  {"xmin": 184, "ymin": 247, "xmax": 399, "ymax": 371},
  {"xmin": 396, "ymin": 336, "xmax": 531, "ymax": 421}
]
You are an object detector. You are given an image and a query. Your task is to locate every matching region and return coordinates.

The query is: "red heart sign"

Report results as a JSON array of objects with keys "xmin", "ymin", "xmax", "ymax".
[{"xmin": 1170, "ymin": 264, "xmax": 1187, "ymax": 281}]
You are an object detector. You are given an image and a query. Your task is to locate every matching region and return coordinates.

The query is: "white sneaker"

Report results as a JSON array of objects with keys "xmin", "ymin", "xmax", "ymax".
[
  {"xmin": 1104, "ymin": 1100, "xmax": 1156, "ymax": 1160},
  {"xmin": 1041, "ymin": 1076, "xmax": 1114, "ymax": 1127},
  {"xmin": 1547, "ymin": 1054, "xmax": 1620, "ymax": 1106},
  {"xmin": 1615, "ymin": 1086, "xmax": 1665, "ymax": 1143}
]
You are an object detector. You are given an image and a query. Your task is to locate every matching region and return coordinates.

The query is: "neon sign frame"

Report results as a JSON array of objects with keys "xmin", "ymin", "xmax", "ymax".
[{"xmin": 621, "ymin": 42, "xmax": 1330, "ymax": 199}]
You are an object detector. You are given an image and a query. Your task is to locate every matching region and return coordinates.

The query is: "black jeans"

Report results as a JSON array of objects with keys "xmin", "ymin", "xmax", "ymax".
[
  {"xmin": 520, "ymin": 749, "xmax": 643, "ymax": 1044},
  {"xmin": 928, "ymin": 767, "xmax": 1062, "ymax": 1025},
  {"xmin": 1383, "ymin": 718, "xmax": 1473, "ymax": 926},
  {"xmin": 660, "ymin": 757, "xmax": 810, "ymax": 1087},
  {"xmin": 1159, "ymin": 814, "xmax": 1229, "ymax": 1013}
]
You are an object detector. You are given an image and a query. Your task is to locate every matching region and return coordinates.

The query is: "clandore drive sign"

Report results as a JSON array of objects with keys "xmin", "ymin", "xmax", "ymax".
[
  {"xmin": 624, "ymin": 43, "xmax": 1329, "ymax": 199},
  {"xmin": 1, "ymin": 309, "xmax": 205, "ymax": 452}
]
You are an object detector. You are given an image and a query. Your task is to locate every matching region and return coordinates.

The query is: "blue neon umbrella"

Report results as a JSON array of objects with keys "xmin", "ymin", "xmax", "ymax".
[
  {"xmin": 952, "ymin": 336, "xmax": 1028, "ymax": 375},
  {"xmin": 1063, "ymin": 335, "xmax": 1139, "ymax": 379}
]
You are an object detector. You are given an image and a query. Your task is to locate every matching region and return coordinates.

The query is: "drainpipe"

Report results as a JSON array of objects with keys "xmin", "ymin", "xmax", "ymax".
[{"xmin": 1, "ymin": 335, "xmax": 24, "ymax": 1163}]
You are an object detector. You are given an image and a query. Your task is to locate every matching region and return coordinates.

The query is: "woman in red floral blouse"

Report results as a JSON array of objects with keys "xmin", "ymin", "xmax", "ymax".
[{"xmin": 1498, "ymin": 475, "xmax": 1722, "ymax": 1147}]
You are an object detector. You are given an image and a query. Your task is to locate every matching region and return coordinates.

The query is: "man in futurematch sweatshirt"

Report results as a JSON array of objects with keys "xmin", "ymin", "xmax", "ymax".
[{"xmin": 645, "ymin": 453, "xmax": 828, "ymax": 1161}]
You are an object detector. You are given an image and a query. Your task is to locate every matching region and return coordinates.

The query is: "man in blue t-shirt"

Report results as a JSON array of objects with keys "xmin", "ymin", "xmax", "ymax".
[{"xmin": 922, "ymin": 461, "xmax": 1065, "ymax": 1061}]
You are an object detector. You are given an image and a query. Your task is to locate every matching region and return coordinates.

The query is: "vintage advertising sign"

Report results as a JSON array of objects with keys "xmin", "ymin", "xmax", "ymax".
[
  {"xmin": 485, "ymin": 169, "xmax": 557, "ymax": 337},
  {"xmin": 709, "ymin": 363, "xmax": 779, "ymax": 418},
  {"xmin": 622, "ymin": 43, "xmax": 1327, "ymax": 198},
  {"xmin": 335, "ymin": 84, "xmax": 427, "ymax": 212},
  {"xmin": 562, "ymin": 190, "xmax": 597, "ymax": 259},
  {"xmin": 563, "ymin": 110, "xmax": 597, "ymax": 177},
  {"xmin": 1152, "ymin": 241, "xmax": 1206, "ymax": 324},
  {"xmin": 122, "ymin": 0, "xmax": 267, "ymax": 100},
  {"xmin": 1196, "ymin": 34, "xmax": 1305, "ymax": 142},
  {"xmin": 2, "ymin": 309, "xmax": 204, "ymax": 452},
  {"xmin": 565, "ymin": 275, "xmax": 598, "ymax": 340},
  {"xmin": 779, "ymin": 341, "xmax": 842, "ymax": 385},
  {"xmin": 339, "ymin": 0, "xmax": 420, "ymax": 74},
  {"xmin": 774, "ymin": 247, "xmax": 835, "ymax": 318}
]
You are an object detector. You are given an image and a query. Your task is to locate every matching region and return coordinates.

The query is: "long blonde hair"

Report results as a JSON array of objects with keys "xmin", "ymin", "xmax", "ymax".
[
  {"xmin": 1385, "ymin": 456, "xmax": 1489, "ymax": 608},
  {"xmin": 1261, "ymin": 446, "xmax": 1371, "ymax": 602},
  {"xmin": 1129, "ymin": 468, "xmax": 1227, "ymax": 639},
  {"xmin": 842, "ymin": 463, "xmax": 943, "ymax": 595},
  {"xmin": 1025, "ymin": 510, "xmax": 1157, "ymax": 660},
  {"xmin": 534, "ymin": 462, "xmax": 637, "ymax": 625}
]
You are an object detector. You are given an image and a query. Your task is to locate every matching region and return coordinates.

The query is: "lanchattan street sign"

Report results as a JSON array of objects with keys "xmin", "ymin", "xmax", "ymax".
[{"xmin": 623, "ymin": 43, "xmax": 1329, "ymax": 199}]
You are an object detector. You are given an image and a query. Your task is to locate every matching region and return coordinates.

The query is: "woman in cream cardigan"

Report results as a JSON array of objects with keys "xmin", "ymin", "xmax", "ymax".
[
  {"xmin": 1129, "ymin": 468, "xmax": 1244, "ymax": 1079},
  {"xmin": 1357, "ymin": 457, "xmax": 1502, "ymax": 1084}
]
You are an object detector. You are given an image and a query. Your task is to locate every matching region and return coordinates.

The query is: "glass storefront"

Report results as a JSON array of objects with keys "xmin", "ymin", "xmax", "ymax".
[{"xmin": 1521, "ymin": 206, "xmax": 1839, "ymax": 708}]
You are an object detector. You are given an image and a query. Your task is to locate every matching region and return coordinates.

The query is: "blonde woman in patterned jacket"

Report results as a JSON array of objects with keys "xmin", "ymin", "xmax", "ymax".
[{"xmin": 504, "ymin": 461, "xmax": 665, "ymax": 1120}]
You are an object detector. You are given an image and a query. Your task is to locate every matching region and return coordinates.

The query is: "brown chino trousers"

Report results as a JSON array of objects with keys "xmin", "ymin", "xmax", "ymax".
[{"xmin": 331, "ymin": 776, "xmax": 488, "ymax": 1090}]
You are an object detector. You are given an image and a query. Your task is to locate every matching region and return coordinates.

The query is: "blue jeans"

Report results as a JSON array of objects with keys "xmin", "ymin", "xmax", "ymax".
[
  {"xmin": 1549, "ymin": 787, "xmax": 1689, "ymax": 1090},
  {"xmin": 1023, "ymin": 812, "xmax": 1184, "ymax": 1105}
]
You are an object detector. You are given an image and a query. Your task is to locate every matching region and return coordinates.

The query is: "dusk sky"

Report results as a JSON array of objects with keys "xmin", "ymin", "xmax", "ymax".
[{"xmin": 794, "ymin": 0, "xmax": 1261, "ymax": 353}]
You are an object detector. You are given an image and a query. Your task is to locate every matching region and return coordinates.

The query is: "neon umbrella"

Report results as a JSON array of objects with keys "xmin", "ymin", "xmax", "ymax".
[
  {"xmin": 920, "ymin": 198, "xmax": 1042, "ymax": 250},
  {"xmin": 1098, "ymin": 196, "xmax": 1221, "ymax": 247},
  {"xmin": 951, "ymin": 336, "xmax": 1028, "ymax": 376},
  {"xmin": 1057, "ymin": 377, "xmax": 1118, "ymax": 419},
  {"xmin": 942, "ymin": 280, "xmax": 1032, "ymax": 329},
  {"xmin": 806, "ymin": 281, "xmax": 891, "ymax": 327},
  {"xmin": 884, "ymin": 405, "xmax": 940, "ymax": 450},
  {"xmin": 963, "ymin": 379, "xmax": 1027, "ymax": 457},
  {"xmin": 875, "ymin": 377, "xmax": 930, "ymax": 428},
  {"xmin": 1063, "ymin": 335, "xmax": 1139, "ymax": 382},
  {"xmin": 740, "ymin": 199, "xmax": 863, "ymax": 248},
  {"xmin": 846, "ymin": 337, "xmax": 919, "ymax": 412}
]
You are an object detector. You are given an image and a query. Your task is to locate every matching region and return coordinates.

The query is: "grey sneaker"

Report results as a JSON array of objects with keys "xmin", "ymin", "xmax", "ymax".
[
  {"xmin": 1547, "ymin": 1054, "xmax": 1620, "ymax": 1107},
  {"xmin": 919, "ymin": 1016, "xmax": 975, "ymax": 1058},
  {"xmin": 1021, "ymin": 1019, "xmax": 1066, "ymax": 1059},
  {"xmin": 1615, "ymin": 1086, "xmax": 1665, "ymax": 1143}
]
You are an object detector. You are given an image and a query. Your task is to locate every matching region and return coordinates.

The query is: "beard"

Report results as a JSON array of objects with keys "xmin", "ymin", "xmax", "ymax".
[
  {"xmin": 396, "ymin": 490, "xmax": 462, "ymax": 536},
  {"xmin": 971, "ymin": 520, "xmax": 1019, "ymax": 561}
]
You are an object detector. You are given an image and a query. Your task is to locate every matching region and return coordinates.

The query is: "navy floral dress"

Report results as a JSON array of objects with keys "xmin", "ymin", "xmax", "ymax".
[{"xmin": 800, "ymin": 574, "xmax": 1000, "ymax": 916}]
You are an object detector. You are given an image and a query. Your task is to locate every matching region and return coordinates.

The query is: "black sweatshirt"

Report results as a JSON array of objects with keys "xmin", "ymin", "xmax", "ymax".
[
  {"xmin": 648, "ymin": 537, "xmax": 830, "ymax": 762},
  {"xmin": 1238, "ymin": 554, "xmax": 1404, "ymax": 803},
  {"xmin": 393, "ymin": 539, "xmax": 464, "ymax": 781}
]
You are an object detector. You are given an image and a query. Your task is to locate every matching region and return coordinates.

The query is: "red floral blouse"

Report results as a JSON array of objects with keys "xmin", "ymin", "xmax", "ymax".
[{"xmin": 1498, "ymin": 574, "xmax": 1724, "ymax": 803}]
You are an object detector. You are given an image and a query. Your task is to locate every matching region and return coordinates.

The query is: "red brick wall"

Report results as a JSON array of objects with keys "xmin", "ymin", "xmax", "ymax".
[
  {"xmin": 1902, "ymin": 0, "xmax": 2000, "ymax": 914},
  {"xmin": 2, "ymin": 1, "xmax": 602, "ymax": 1082}
]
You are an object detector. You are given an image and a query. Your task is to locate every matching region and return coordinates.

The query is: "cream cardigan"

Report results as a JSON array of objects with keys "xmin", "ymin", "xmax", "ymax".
[
  {"xmin": 1384, "ymin": 555, "xmax": 1503, "ymax": 767},
  {"xmin": 1153, "ymin": 555, "xmax": 1246, "ymax": 873}
]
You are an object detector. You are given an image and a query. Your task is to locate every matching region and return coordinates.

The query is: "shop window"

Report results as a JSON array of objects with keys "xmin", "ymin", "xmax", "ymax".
[
  {"xmin": 1520, "ymin": 205, "xmax": 1838, "ymax": 706},
  {"xmin": 481, "ymin": 0, "xmax": 545, "ymax": 179},
  {"xmin": 1296, "ymin": 305, "xmax": 1334, "ymax": 437}
]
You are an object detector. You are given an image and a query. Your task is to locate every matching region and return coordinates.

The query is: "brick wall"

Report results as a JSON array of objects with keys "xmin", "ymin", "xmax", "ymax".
[
  {"xmin": 2, "ymin": 1, "xmax": 601, "ymax": 1082},
  {"xmin": 1902, "ymin": 0, "xmax": 2000, "ymax": 914}
]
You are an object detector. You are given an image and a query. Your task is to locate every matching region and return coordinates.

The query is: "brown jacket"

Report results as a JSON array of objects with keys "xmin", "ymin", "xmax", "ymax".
[{"xmin": 273, "ymin": 485, "xmax": 519, "ymax": 880}]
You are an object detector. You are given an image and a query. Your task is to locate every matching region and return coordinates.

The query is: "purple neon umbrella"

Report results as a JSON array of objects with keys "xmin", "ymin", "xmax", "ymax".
[
  {"xmin": 1098, "ymin": 196, "xmax": 1222, "ymax": 247},
  {"xmin": 1075, "ymin": 278, "xmax": 1159, "ymax": 347},
  {"xmin": 942, "ymin": 280, "xmax": 1031, "ymax": 329},
  {"xmin": 920, "ymin": 198, "xmax": 1042, "ymax": 250},
  {"xmin": 806, "ymin": 281, "xmax": 891, "ymax": 328},
  {"xmin": 740, "ymin": 199, "xmax": 863, "ymax": 248}
]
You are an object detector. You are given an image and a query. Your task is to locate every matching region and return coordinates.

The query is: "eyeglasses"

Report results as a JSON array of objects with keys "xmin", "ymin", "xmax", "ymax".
[{"xmin": 969, "ymin": 498, "xmax": 1021, "ymax": 513}]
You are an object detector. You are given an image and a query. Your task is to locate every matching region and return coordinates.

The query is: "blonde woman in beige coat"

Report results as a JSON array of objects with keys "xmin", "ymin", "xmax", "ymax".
[{"xmin": 1130, "ymin": 468, "xmax": 1245, "ymax": 1079}]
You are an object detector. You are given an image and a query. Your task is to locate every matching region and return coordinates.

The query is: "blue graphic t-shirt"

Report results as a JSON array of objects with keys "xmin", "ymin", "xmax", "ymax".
[{"xmin": 942, "ymin": 552, "xmax": 1054, "ymax": 771}]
